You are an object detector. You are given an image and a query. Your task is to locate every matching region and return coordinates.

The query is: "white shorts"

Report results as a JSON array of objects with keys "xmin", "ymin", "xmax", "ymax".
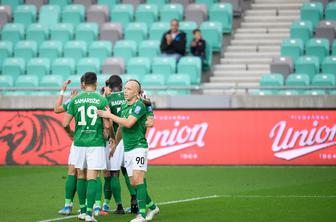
[
  {"xmin": 107, "ymin": 140, "xmax": 125, "ymax": 171},
  {"xmin": 74, "ymin": 146, "xmax": 107, "ymax": 170},
  {"xmin": 68, "ymin": 142, "xmax": 77, "ymax": 166},
  {"xmin": 124, "ymin": 148, "xmax": 148, "ymax": 177}
]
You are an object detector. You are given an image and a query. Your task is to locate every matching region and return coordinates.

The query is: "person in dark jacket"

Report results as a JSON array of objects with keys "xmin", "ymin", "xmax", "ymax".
[
  {"xmin": 160, "ymin": 19, "xmax": 186, "ymax": 61},
  {"xmin": 190, "ymin": 29, "xmax": 206, "ymax": 62}
]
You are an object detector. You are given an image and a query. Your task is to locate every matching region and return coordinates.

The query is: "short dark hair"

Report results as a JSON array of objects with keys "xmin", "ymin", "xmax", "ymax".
[
  {"xmin": 80, "ymin": 75, "xmax": 85, "ymax": 83},
  {"xmin": 108, "ymin": 75, "xmax": 123, "ymax": 91},
  {"xmin": 193, "ymin": 28, "xmax": 201, "ymax": 34},
  {"xmin": 83, "ymin": 72, "xmax": 97, "ymax": 85}
]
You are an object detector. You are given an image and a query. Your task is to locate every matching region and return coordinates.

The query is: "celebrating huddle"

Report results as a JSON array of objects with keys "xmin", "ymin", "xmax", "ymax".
[{"xmin": 55, "ymin": 72, "xmax": 159, "ymax": 222}]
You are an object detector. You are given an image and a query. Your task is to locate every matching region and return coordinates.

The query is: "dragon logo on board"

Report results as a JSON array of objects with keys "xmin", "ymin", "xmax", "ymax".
[{"xmin": 0, "ymin": 113, "xmax": 70, "ymax": 165}]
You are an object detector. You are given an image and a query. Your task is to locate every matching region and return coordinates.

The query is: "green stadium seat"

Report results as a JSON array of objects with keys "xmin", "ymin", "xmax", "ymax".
[
  {"xmin": 300, "ymin": 2, "xmax": 323, "ymax": 28},
  {"xmin": 290, "ymin": 20, "xmax": 313, "ymax": 43},
  {"xmin": 177, "ymin": 56, "xmax": 202, "ymax": 85},
  {"xmin": 151, "ymin": 57, "xmax": 176, "ymax": 78},
  {"xmin": 67, "ymin": 74, "xmax": 82, "ymax": 88},
  {"xmin": 149, "ymin": 22, "xmax": 170, "ymax": 41},
  {"xmin": 135, "ymin": 4, "xmax": 158, "ymax": 26},
  {"xmin": 329, "ymin": 90, "xmax": 336, "ymax": 95},
  {"xmin": 326, "ymin": 2, "xmax": 336, "ymax": 21},
  {"xmin": 49, "ymin": 0, "xmax": 71, "ymax": 10},
  {"xmin": 2, "ymin": 58, "xmax": 25, "ymax": 78},
  {"xmin": 200, "ymin": 22, "xmax": 223, "ymax": 52},
  {"xmin": 160, "ymin": 4, "xmax": 183, "ymax": 22},
  {"xmin": 50, "ymin": 23, "xmax": 74, "ymax": 44},
  {"xmin": 126, "ymin": 57, "xmax": 151, "ymax": 77},
  {"xmin": 62, "ymin": 4, "xmax": 85, "ymax": 26},
  {"xmin": 88, "ymin": 41, "xmax": 112, "ymax": 63},
  {"xmin": 52, "ymin": 57, "xmax": 75, "ymax": 78},
  {"xmin": 26, "ymin": 23, "xmax": 49, "ymax": 45},
  {"xmin": 142, "ymin": 74, "xmax": 166, "ymax": 94},
  {"xmin": 249, "ymin": 89, "xmax": 274, "ymax": 96},
  {"xmin": 0, "ymin": 41, "xmax": 13, "ymax": 64},
  {"xmin": 77, "ymin": 57, "xmax": 101, "ymax": 74},
  {"xmin": 166, "ymin": 73, "xmax": 191, "ymax": 94},
  {"xmin": 39, "ymin": 5, "xmax": 61, "ymax": 28},
  {"xmin": 209, "ymin": 3, "xmax": 233, "ymax": 33},
  {"xmin": 147, "ymin": 0, "xmax": 167, "ymax": 8},
  {"xmin": 15, "ymin": 75, "xmax": 39, "ymax": 87},
  {"xmin": 322, "ymin": 56, "xmax": 336, "ymax": 75},
  {"xmin": 14, "ymin": 41, "xmax": 37, "ymax": 61},
  {"xmin": 312, "ymin": 73, "xmax": 336, "ymax": 86},
  {"xmin": 332, "ymin": 40, "xmax": 336, "ymax": 56},
  {"xmin": 260, "ymin": 73, "xmax": 284, "ymax": 94},
  {"xmin": 40, "ymin": 75, "xmax": 63, "ymax": 94},
  {"xmin": 1, "ymin": 0, "xmax": 23, "ymax": 11},
  {"xmin": 304, "ymin": 90, "xmax": 326, "ymax": 95},
  {"xmin": 277, "ymin": 90, "xmax": 300, "ymax": 95},
  {"xmin": 0, "ymin": 75, "xmax": 14, "ymax": 88},
  {"xmin": 305, "ymin": 38, "xmax": 329, "ymax": 63},
  {"xmin": 179, "ymin": 21, "xmax": 198, "ymax": 51},
  {"xmin": 286, "ymin": 73, "xmax": 310, "ymax": 93},
  {"xmin": 114, "ymin": 40, "xmax": 137, "ymax": 63},
  {"xmin": 1, "ymin": 23, "xmax": 25, "ymax": 45},
  {"xmin": 97, "ymin": 74, "xmax": 109, "ymax": 87},
  {"xmin": 203, "ymin": 43, "xmax": 213, "ymax": 71},
  {"xmin": 75, "ymin": 23, "xmax": 99, "ymax": 45},
  {"xmin": 14, "ymin": 5, "xmax": 37, "ymax": 27},
  {"xmin": 98, "ymin": 0, "xmax": 120, "ymax": 9},
  {"xmin": 125, "ymin": 22, "xmax": 148, "ymax": 44},
  {"xmin": 64, "ymin": 40, "xmax": 87, "ymax": 62},
  {"xmin": 138, "ymin": 40, "xmax": 160, "ymax": 59},
  {"xmin": 26, "ymin": 58, "xmax": 50, "ymax": 78},
  {"xmin": 39, "ymin": 41, "xmax": 63, "ymax": 62},
  {"xmin": 120, "ymin": 74, "xmax": 141, "ymax": 83},
  {"xmin": 110, "ymin": 4, "xmax": 134, "ymax": 27},
  {"xmin": 295, "ymin": 56, "xmax": 319, "ymax": 79},
  {"xmin": 280, "ymin": 38, "xmax": 304, "ymax": 61}
]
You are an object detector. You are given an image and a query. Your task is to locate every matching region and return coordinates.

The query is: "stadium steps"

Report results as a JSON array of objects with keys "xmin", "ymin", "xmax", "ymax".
[{"xmin": 203, "ymin": 0, "xmax": 306, "ymax": 95}]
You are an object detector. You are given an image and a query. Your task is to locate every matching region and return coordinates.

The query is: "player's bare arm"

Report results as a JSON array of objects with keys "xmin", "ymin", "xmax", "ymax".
[
  {"xmin": 146, "ymin": 116, "xmax": 154, "ymax": 128},
  {"xmin": 54, "ymin": 80, "xmax": 70, "ymax": 113},
  {"xmin": 97, "ymin": 110, "xmax": 138, "ymax": 129},
  {"xmin": 62, "ymin": 113, "xmax": 74, "ymax": 138}
]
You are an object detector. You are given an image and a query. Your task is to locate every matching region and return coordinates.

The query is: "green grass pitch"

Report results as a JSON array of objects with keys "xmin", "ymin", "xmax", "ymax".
[{"xmin": 0, "ymin": 166, "xmax": 336, "ymax": 222}]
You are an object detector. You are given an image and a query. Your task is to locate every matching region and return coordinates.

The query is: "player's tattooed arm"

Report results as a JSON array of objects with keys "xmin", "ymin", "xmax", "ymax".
[{"xmin": 62, "ymin": 113, "xmax": 74, "ymax": 138}]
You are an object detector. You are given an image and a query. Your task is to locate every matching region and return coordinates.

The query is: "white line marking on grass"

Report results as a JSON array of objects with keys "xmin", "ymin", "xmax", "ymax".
[{"xmin": 36, "ymin": 215, "xmax": 78, "ymax": 222}]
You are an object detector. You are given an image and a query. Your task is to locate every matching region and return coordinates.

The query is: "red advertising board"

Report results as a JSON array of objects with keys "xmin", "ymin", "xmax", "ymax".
[{"xmin": 0, "ymin": 110, "xmax": 336, "ymax": 165}]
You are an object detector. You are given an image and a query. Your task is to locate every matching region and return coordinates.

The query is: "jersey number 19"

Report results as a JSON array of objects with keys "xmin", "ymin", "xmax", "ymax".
[{"xmin": 78, "ymin": 105, "xmax": 98, "ymax": 126}]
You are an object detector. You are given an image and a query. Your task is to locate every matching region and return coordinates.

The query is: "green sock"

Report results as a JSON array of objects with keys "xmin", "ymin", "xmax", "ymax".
[
  {"xmin": 122, "ymin": 167, "xmax": 136, "ymax": 196},
  {"xmin": 136, "ymin": 184, "xmax": 147, "ymax": 218},
  {"xmin": 77, "ymin": 178, "xmax": 87, "ymax": 214},
  {"xmin": 65, "ymin": 175, "xmax": 76, "ymax": 205},
  {"xmin": 95, "ymin": 176, "xmax": 102, "ymax": 207},
  {"xmin": 87, "ymin": 179, "xmax": 97, "ymax": 217},
  {"xmin": 144, "ymin": 179, "xmax": 156, "ymax": 210},
  {"xmin": 104, "ymin": 176, "xmax": 112, "ymax": 203},
  {"xmin": 111, "ymin": 175, "xmax": 122, "ymax": 204}
]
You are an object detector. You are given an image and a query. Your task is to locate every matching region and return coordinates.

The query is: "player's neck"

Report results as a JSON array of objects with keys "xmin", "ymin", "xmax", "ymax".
[
  {"xmin": 85, "ymin": 86, "xmax": 96, "ymax": 92},
  {"xmin": 127, "ymin": 97, "xmax": 137, "ymax": 105}
]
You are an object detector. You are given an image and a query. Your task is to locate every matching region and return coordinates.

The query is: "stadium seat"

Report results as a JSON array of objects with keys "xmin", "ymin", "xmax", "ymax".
[
  {"xmin": 0, "ymin": 41, "xmax": 13, "ymax": 63},
  {"xmin": 166, "ymin": 73, "xmax": 191, "ymax": 94},
  {"xmin": 1, "ymin": 0, "xmax": 23, "ymax": 11},
  {"xmin": 333, "ymin": 41, "xmax": 336, "ymax": 56},
  {"xmin": 49, "ymin": 0, "xmax": 71, "ymax": 10},
  {"xmin": 2, "ymin": 58, "xmax": 25, "ymax": 78},
  {"xmin": 147, "ymin": 0, "xmax": 167, "ymax": 8},
  {"xmin": 67, "ymin": 74, "xmax": 82, "ymax": 87},
  {"xmin": 50, "ymin": 23, "xmax": 74, "ymax": 44},
  {"xmin": 286, "ymin": 73, "xmax": 310, "ymax": 93},
  {"xmin": 326, "ymin": 2, "xmax": 336, "ymax": 20},
  {"xmin": 26, "ymin": 23, "xmax": 49, "ymax": 45},
  {"xmin": 0, "ymin": 75, "xmax": 14, "ymax": 88},
  {"xmin": 51, "ymin": 57, "xmax": 75, "ymax": 78},
  {"xmin": 88, "ymin": 41, "xmax": 112, "ymax": 63},
  {"xmin": 203, "ymin": 42, "xmax": 213, "ymax": 71},
  {"xmin": 209, "ymin": 3, "xmax": 233, "ymax": 33},
  {"xmin": 64, "ymin": 41, "xmax": 87, "ymax": 62},
  {"xmin": 171, "ymin": 0, "xmax": 190, "ymax": 8},
  {"xmin": 87, "ymin": 5, "xmax": 109, "ymax": 27},
  {"xmin": 97, "ymin": 0, "xmax": 120, "ymax": 9},
  {"xmin": 160, "ymin": 4, "xmax": 183, "ymax": 22},
  {"xmin": 73, "ymin": 0, "xmax": 96, "ymax": 9},
  {"xmin": 26, "ymin": 0, "xmax": 48, "ymax": 11},
  {"xmin": 13, "ymin": 5, "xmax": 37, "ymax": 27},
  {"xmin": 304, "ymin": 90, "xmax": 326, "ymax": 95},
  {"xmin": 14, "ymin": 41, "xmax": 38, "ymax": 61},
  {"xmin": 126, "ymin": 57, "xmax": 151, "ymax": 77},
  {"xmin": 280, "ymin": 38, "xmax": 304, "ymax": 61},
  {"xmin": 305, "ymin": 38, "xmax": 329, "ymax": 63},
  {"xmin": 149, "ymin": 22, "xmax": 170, "ymax": 41},
  {"xmin": 315, "ymin": 21, "xmax": 336, "ymax": 45},
  {"xmin": 97, "ymin": 74, "xmax": 110, "ymax": 86},
  {"xmin": 110, "ymin": 4, "xmax": 134, "ymax": 27},
  {"xmin": 249, "ymin": 89, "xmax": 273, "ymax": 96},
  {"xmin": 177, "ymin": 56, "xmax": 202, "ymax": 85},
  {"xmin": 185, "ymin": 4, "xmax": 208, "ymax": 26},
  {"xmin": 62, "ymin": 4, "xmax": 85, "ymax": 26},
  {"xmin": 76, "ymin": 57, "xmax": 101, "ymax": 74},
  {"xmin": 195, "ymin": 0, "xmax": 217, "ymax": 7},
  {"xmin": 39, "ymin": 75, "xmax": 64, "ymax": 94},
  {"xmin": 295, "ymin": 56, "xmax": 319, "ymax": 79},
  {"xmin": 260, "ymin": 73, "xmax": 284, "ymax": 94},
  {"xmin": 290, "ymin": 20, "xmax": 313, "ymax": 43},
  {"xmin": 102, "ymin": 57, "xmax": 125, "ymax": 75},
  {"xmin": 100, "ymin": 23, "xmax": 123, "ymax": 45},
  {"xmin": 119, "ymin": 74, "xmax": 141, "ymax": 83},
  {"xmin": 270, "ymin": 56, "xmax": 294, "ymax": 78},
  {"xmin": 15, "ymin": 75, "xmax": 39, "ymax": 87},
  {"xmin": 142, "ymin": 73, "xmax": 166, "ymax": 94},
  {"xmin": 26, "ymin": 58, "xmax": 50, "ymax": 78},
  {"xmin": 312, "ymin": 73, "xmax": 336, "ymax": 87},
  {"xmin": 151, "ymin": 57, "xmax": 176, "ymax": 78},
  {"xmin": 179, "ymin": 21, "xmax": 198, "ymax": 49},
  {"xmin": 0, "ymin": 5, "xmax": 12, "ymax": 30},
  {"xmin": 135, "ymin": 4, "xmax": 158, "ymax": 26},
  {"xmin": 138, "ymin": 40, "xmax": 160, "ymax": 59},
  {"xmin": 75, "ymin": 23, "xmax": 99, "ymax": 45},
  {"xmin": 125, "ymin": 22, "xmax": 148, "ymax": 44},
  {"xmin": 1, "ymin": 23, "xmax": 25, "ymax": 45},
  {"xmin": 300, "ymin": 2, "xmax": 323, "ymax": 28},
  {"xmin": 114, "ymin": 40, "xmax": 137, "ymax": 63},
  {"xmin": 39, "ymin": 5, "xmax": 61, "ymax": 28},
  {"xmin": 200, "ymin": 22, "xmax": 223, "ymax": 52},
  {"xmin": 39, "ymin": 41, "xmax": 63, "ymax": 62},
  {"xmin": 322, "ymin": 56, "xmax": 336, "ymax": 75}
]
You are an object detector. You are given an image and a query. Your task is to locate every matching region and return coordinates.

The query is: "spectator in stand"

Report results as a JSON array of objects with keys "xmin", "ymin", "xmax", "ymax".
[
  {"xmin": 160, "ymin": 19, "xmax": 186, "ymax": 61},
  {"xmin": 190, "ymin": 29, "xmax": 206, "ymax": 62}
]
